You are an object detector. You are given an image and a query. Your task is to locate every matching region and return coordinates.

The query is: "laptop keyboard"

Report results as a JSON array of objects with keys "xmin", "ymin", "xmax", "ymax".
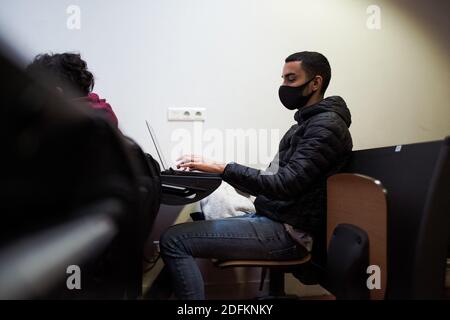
[{"xmin": 161, "ymin": 167, "xmax": 222, "ymax": 177}]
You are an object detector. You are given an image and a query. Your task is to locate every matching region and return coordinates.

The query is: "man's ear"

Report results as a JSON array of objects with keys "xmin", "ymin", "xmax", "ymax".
[{"xmin": 312, "ymin": 75, "xmax": 323, "ymax": 92}]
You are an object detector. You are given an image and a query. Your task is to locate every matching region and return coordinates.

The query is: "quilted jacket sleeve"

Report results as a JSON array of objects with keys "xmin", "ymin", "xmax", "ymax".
[{"xmin": 222, "ymin": 112, "xmax": 350, "ymax": 201}]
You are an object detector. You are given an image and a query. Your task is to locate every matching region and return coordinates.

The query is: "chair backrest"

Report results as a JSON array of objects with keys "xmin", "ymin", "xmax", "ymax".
[{"xmin": 327, "ymin": 173, "xmax": 388, "ymax": 300}]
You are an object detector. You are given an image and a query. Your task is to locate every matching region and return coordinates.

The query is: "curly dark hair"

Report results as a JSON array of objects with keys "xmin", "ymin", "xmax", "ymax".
[{"xmin": 26, "ymin": 52, "xmax": 94, "ymax": 98}]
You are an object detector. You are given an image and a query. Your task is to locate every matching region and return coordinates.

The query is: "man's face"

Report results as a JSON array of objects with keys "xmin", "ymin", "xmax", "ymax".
[{"xmin": 281, "ymin": 61, "xmax": 308, "ymax": 87}]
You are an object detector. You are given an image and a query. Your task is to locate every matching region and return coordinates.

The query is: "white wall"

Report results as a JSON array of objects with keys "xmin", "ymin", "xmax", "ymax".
[{"xmin": 1, "ymin": 0, "xmax": 449, "ymax": 168}]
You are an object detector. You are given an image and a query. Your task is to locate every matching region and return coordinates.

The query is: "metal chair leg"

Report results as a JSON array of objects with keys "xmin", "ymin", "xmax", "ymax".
[
  {"xmin": 259, "ymin": 267, "xmax": 267, "ymax": 291},
  {"xmin": 269, "ymin": 269, "xmax": 285, "ymax": 296}
]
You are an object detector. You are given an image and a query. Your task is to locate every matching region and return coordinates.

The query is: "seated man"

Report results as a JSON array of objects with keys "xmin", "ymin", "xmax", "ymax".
[
  {"xmin": 160, "ymin": 51, "xmax": 353, "ymax": 299},
  {"xmin": 26, "ymin": 52, "xmax": 119, "ymax": 128}
]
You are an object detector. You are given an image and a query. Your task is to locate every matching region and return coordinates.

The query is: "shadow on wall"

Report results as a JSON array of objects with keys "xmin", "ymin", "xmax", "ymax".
[{"xmin": 392, "ymin": 0, "xmax": 450, "ymax": 55}]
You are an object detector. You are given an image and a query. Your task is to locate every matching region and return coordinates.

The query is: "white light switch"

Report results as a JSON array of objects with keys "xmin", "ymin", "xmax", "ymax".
[{"xmin": 167, "ymin": 108, "xmax": 206, "ymax": 121}]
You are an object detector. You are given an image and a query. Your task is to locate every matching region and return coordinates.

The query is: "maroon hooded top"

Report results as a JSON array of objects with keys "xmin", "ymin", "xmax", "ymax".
[{"xmin": 75, "ymin": 93, "xmax": 119, "ymax": 128}]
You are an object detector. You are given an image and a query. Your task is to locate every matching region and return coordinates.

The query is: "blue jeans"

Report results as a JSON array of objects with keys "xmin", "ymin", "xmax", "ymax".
[{"xmin": 159, "ymin": 213, "xmax": 308, "ymax": 300}]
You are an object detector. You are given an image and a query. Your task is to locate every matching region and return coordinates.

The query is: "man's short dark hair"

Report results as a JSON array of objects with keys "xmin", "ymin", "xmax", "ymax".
[
  {"xmin": 285, "ymin": 51, "xmax": 331, "ymax": 94},
  {"xmin": 26, "ymin": 52, "xmax": 94, "ymax": 97}
]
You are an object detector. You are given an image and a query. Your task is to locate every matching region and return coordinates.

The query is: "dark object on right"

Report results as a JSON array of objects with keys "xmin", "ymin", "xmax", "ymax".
[{"xmin": 327, "ymin": 224, "xmax": 370, "ymax": 300}]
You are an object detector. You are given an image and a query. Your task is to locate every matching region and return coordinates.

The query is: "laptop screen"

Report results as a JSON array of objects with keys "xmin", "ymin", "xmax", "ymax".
[{"xmin": 145, "ymin": 120, "xmax": 168, "ymax": 171}]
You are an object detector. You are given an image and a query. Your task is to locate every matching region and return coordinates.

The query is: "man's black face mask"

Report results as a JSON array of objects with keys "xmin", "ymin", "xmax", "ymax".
[{"xmin": 278, "ymin": 77, "xmax": 316, "ymax": 110}]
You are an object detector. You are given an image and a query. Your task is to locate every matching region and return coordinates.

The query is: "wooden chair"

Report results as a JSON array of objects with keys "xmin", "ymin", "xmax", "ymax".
[
  {"xmin": 215, "ymin": 173, "xmax": 388, "ymax": 299},
  {"xmin": 327, "ymin": 173, "xmax": 388, "ymax": 300}
]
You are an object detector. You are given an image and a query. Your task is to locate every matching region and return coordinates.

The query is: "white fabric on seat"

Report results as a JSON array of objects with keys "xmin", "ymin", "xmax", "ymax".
[{"xmin": 200, "ymin": 182, "xmax": 255, "ymax": 220}]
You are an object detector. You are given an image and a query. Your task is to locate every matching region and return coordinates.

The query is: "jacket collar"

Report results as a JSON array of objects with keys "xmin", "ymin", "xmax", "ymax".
[{"xmin": 293, "ymin": 96, "xmax": 351, "ymax": 127}]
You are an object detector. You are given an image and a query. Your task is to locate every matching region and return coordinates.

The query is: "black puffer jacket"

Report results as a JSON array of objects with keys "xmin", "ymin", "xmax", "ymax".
[{"xmin": 222, "ymin": 96, "xmax": 352, "ymax": 247}]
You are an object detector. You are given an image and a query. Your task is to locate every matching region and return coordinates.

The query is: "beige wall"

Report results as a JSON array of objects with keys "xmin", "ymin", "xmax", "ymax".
[{"xmin": 0, "ymin": 0, "xmax": 448, "ymax": 161}]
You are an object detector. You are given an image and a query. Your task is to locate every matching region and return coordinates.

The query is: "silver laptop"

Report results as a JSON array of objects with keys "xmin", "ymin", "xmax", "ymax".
[
  {"xmin": 145, "ymin": 120, "xmax": 169, "ymax": 170},
  {"xmin": 145, "ymin": 120, "xmax": 220, "ymax": 177}
]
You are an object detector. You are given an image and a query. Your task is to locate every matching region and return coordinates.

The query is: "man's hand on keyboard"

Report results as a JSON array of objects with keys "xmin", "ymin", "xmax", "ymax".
[{"xmin": 176, "ymin": 155, "xmax": 226, "ymax": 174}]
